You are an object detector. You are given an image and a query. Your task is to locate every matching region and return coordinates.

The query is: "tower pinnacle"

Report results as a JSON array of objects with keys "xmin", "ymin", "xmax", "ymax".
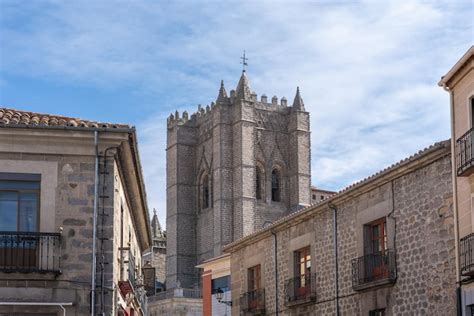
[
  {"xmin": 217, "ymin": 80, "xmax": 228, "ymax": 104},
  {"xmin": 292, "ymin": 86, "xmax": 305, "ymax": 111},
  {"xmin": 236, "ymin": 71, "xmax": 251, "ymax": 100}
]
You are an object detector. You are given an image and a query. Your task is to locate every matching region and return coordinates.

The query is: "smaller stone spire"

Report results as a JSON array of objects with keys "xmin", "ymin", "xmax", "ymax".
[
  {"xmin": 236, "ymin": 71, "xmax": 252, "ymax": 101},
  {"xmin": 217, "ymin": 80, "xmax": 228, "ymax": 104},
  {"xmin": 151, "ymin": 208, "xmax": 163, "ymax": 239},
  {"xmin": 292, "ymin": 87, "xmax": 305, "ymax": 111}
]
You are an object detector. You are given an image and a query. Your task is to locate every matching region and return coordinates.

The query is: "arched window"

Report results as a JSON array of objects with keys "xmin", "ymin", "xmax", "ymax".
[
  {"xmin": 202, "ymin": 174, "xmax": 210, "ymax": 209},
  {"xmin": 256, "ymin": 166, "xmax": 263, "ymax": 200},
  {"xmin": 271, "ymin": 169, "xmax": 281, "ymax": 202}
]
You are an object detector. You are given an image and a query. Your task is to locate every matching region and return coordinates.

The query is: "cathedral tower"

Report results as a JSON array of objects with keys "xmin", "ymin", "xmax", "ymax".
[{"xmin": 166, "ymin": 71, "xmax": 311, "ymax": 289}]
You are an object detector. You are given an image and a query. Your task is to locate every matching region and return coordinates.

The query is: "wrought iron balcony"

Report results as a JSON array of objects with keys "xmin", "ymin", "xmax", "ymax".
[
  {"xmin": 352, "ymin": 249, "xmax": 396, "ymax": 290},
  {"xmin": 285, "ymin": 273, "xmax": 316, "ymax": 306},
  {"xmin": 240, "ymin": 289, "xmax": 265, "ymax": 315},
  {"xmin": 461, "ymin": 233, "xmax": 474, "ymax": 276},
  {"xmin": 0, "ymin": 231, "xmax": 61, "ymax": 274},
  {"xmin": 456, "ymin": 128, "xmax": 474, "ymax": 176}
]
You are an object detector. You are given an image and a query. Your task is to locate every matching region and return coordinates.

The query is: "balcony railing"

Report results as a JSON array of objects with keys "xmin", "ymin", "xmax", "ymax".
[
  {"xmin": 285, "ymin": 273, "xmax": 317, "ymax": 305},
  {"xmin": 0, "ymin": 231, "xmax": 61, "ymax": 274},
  {"xmin": 461, "ymin": 233, "xmax": 474, "ymax": 276},
  {"xmin": 456, "ymin": 128, "xmax": 474, "ymax": 176},
  {"xmin": 240, "ymin": 289, "xmax": 265, "ymax": 314},
  {"xmin": 352, "ymin": 249, "xmax": 396, "ymax": 290}
]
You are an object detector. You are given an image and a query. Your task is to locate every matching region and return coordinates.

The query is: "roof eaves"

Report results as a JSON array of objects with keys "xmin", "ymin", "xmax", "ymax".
[{"xmin": 438, "ymin": 46, "xmax": 474, "ymax": 88}]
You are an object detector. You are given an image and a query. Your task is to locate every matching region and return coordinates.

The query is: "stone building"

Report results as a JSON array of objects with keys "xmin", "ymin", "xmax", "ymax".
[
  {"xmin": 439, "ymin": 45, "xmax": 474, "ymax": 315},
  {"xmin": 311, "ymin": 186, "xmax": 335, "ymax": 203},
  {"xmin": 223, "ymin": 140, "xmax": 456, "ymax": 315},
  {"xmin": 0, "ymin": 108, "xmax": 152, "ymax": 315},
  {"xmin": 142, "ymin": 209, "xmax": 167, "ymax": 293},
  {"xmin": 166, "ymin": 71, "xmax": 312, "ymax": 290}
]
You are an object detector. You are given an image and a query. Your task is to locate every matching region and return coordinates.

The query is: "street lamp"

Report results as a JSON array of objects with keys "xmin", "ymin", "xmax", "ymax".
[{"xmin": 215, "ymin": 287, "xmax": 232, "ymax": 306}]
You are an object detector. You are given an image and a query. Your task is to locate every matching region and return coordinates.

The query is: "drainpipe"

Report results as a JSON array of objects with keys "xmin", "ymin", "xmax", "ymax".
[
  {"xmin": 329, "ymin": 203, "xmax": 340, "ymax": 316},
  {"xmin": 91, "ymin": 131, "xmax": 100, "ymax": 316},
  {"xmin": 271, "ymin": 230, "xmax": 279, "ymax": 316},
  {"xmin": 444, "ymin": 85, "xmax": 462, "ymax": 315}
]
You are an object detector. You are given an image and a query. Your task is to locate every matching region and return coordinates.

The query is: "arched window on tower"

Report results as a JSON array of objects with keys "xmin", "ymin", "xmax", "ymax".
[
  {"xmin": 202, "ymin": 174, "xmax": 210, "ymax": 209},
  {"xmin": 271, "ymin": 169, "xmax": 281, "ymax": 202},
  {"xmin": 256, "ymin": 166, "xmax": 264, "ymax": 200}
]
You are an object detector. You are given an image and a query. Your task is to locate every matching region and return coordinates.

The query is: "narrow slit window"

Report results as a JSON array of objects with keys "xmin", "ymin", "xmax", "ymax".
[{"xmin": 271, "ymin": 169, "xmax": 281, "ymax": 202}]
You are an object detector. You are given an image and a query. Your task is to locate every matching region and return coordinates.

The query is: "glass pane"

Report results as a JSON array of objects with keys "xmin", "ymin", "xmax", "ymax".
[
  {"xmin": 0, "ymin": 180, "xmax": 40, "ymax": 190},
  {"xmin": 0, "ymin": 191, "xmax": 18, "ymax": 231},
  {"xmin": 372, "ymin": 225, "xmax": 379, "ymax": 240},
  {"xmin": 19, "ymin": 192, "xmax": 38, "ymax": 232}
]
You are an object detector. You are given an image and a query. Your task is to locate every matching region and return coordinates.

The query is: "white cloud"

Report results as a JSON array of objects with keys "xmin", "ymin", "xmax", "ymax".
[{"xmin": 1, "ymin": 0, "xmax": 472, "ymax": 227}]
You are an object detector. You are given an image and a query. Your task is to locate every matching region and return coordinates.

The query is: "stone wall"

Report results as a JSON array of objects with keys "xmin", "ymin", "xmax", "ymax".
[{"xmin": 229, "ymin": 152, "xmax": 456, "ymax": 315}]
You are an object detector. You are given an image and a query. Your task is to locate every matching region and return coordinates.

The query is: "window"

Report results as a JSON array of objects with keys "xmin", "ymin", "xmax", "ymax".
[
  {"xmin": 271, "ymin": 169, "xmax": 281, "ymax": 202},
  {"xmin": 320, "ymin": 195, "xmax": 324, "ymax": 200},
  {"xmin": 294, "ymin": 247, "xmax": 311, "ymax": 290},
  {"xmin": 363, "ymin": 218, "xmax": 389, "ymax": 281},
  {"xmin": 0, "ymin": 173, "xmax": 40, "ymax": 232},
  {"xmin": 248, "ymin": 265, "xmax": 261, "ymax": 292},
  {"xmin": 202, "ymin": 174, "xmax": 210, "ymax": 209},
  {"xmin": 312, "ymin": 194, "xmax": 316, "ymax": 200},
  {"xmin": 471, "ymin": 97, "xmax": 474, "ymax": 128},
  {"xmin": 369, "ymin": 309, "xmax": 386, "ymax": 316},
  {"xmin": 212, "ymin": 275, "xmax": 230, "ymax": 294},
  {"xmin": 256, "ymin": 166, "xmax": 263, "ymax": 200},
  {"xmin": 364, "ymin": 218, "xmax": 387, "ymax": 255},
  {"xmin": 247, "ymin": 265, "xmax": 261, "ymax": 309}
]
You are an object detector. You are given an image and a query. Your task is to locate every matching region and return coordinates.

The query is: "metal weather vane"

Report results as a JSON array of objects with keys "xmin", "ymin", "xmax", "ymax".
[{"xmin": 240, "ymin": 50, "xmax": 248, "ymax": 72}]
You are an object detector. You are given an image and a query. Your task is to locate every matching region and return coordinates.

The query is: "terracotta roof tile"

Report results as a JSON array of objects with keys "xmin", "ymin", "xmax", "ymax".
[{"xmin": 0, "ymin": 108, "xmax": 131, "ymax": 129}]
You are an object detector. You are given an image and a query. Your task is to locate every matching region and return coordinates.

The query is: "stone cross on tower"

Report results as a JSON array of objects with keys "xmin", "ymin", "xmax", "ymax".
[{"xmin": 240, "ymin": 50, "xmax": 248, "ymax": 72}]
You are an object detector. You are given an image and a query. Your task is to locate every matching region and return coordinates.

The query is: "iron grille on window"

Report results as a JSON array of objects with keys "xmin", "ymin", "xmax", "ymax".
[
  {"xmin": 351, "ymin": 249, "xmax": 396, "ymax": 289},
  {"xmin": 240, "ymin": 289, "xmax": 265, "ymax": 314},
  {"xmin": 0, "ymin": 231, "xmax": 61, "ymax": 274},
  {"xmin": 285, "ymin": 273, "xmax": 316, "ymax": 304},
  {"xmin": 460, "ymin": 233, "xmax": 474, "ymax": 276},
  {"xmin": 456, "ymin": 127, "xmax": 474, "ymax": 176}
]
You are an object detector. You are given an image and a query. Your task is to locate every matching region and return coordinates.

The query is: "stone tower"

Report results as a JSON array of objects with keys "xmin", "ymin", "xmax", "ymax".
[
  {"xmin": 143, "ymin": 209, "xmax": 167, "ymax": 291},
  {"xmin": 166, "ymin": 71, "xmax": 311, "ymax": 288}
]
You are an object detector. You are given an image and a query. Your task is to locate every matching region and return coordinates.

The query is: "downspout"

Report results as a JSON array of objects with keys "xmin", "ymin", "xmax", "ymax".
[
  {"xmin": 445, "ymin": 85, "xmax": 462, "ymax": 315},
  {"xmin": 271, "ymin": 230, "xmax": 279, "ymax": 316},
  {"xmin": 329, "ymin": 203, "xmax": 340, "ymax": 316},
  {"xmin": 91, "ymin": 131, "xmax": 100, "ymax": 316}
]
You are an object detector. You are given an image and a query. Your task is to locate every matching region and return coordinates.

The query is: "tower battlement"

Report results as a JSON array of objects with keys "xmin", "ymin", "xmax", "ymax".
[{"xmin": 167, "ymin": 74, "xmax": 305, "ymax": 131}]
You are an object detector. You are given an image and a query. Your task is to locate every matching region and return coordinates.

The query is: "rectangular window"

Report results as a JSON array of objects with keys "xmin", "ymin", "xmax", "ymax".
[
  {"xmin": 471, "ymin": 98, "xmax": 474, "ymax": 128},
  {"xmin": 293, "ymin": 246, "xmax": 311, "ymax": 298},
  {"xmin": 0, "ymin": 173, "xmax": 40, "ymax": 232},
  {"xmin": 364, "ymin": 218, "xmax": 387, "ymax": 255},
  {"xmin": 248, "ymin": 265, "xmax": 261, "ymax": 292},
  {"xmin": 212, "ymin": 275, "xmax": 230, "ymax": 293},
  {"xmin": 363, "ymin": 218, "xmax": 389, "ymax": 282},
  {"xmin": 247, "ymin": 265, "xmax": 261, "ymax": 310}
]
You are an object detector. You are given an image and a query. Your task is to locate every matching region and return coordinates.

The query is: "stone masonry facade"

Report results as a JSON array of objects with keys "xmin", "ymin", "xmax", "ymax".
[
  {"xmin": 225, "ymin": 141, "xmax": 456, "ymax": 315},
  {"xmin": 0, "ymin": 110, "xmax": 151, "ymax": 315},
  {"xmin": 166, "ymin": 72, "xmax": 311, "ymax": 289}
]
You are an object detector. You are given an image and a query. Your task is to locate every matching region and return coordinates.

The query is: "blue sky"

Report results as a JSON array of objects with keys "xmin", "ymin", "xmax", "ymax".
[{"xmin": 1, "ymin": 0, "xmax": 473, "ymax": 228}]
